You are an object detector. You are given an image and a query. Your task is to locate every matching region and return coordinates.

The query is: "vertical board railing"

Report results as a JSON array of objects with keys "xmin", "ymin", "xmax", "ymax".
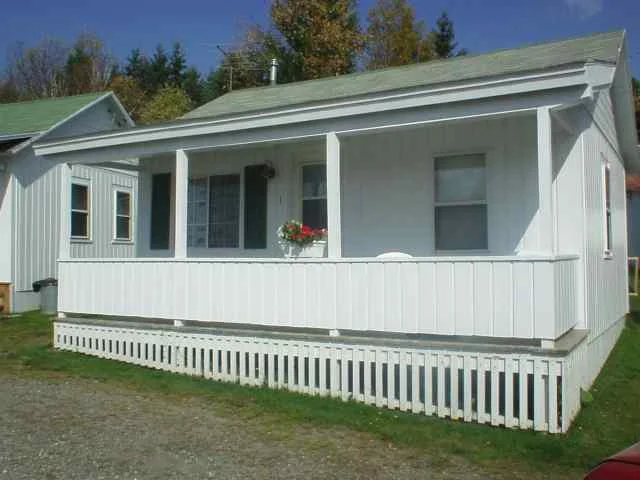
[
  {"xmin": 54, "ymin": 321, "xmax": 573, "ymax": 433},
  {"xmin": 58, "ymin": 255, "xmax": 578, "ymax": 341}
]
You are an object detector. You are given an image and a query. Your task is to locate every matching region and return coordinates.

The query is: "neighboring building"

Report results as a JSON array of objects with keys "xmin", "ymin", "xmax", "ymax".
[
  {"xmin": 627, "ymin": 174, "xmax": 640, "ymax": 257},
  {"xmin": 0, "ymin": 93, "xmax": 137, "ymax": 312},
  {"xmin": 36, "ymin": 31, "xmax": 638, "ymax": 433}
]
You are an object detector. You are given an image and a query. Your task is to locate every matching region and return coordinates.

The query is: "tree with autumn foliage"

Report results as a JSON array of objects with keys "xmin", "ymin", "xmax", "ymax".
[
  {"xmin": 269, "ymin": 0, "xmax": 363, "ymax": 80},
  {"xmin": 365, "ymin": 0, "xmax": 432, "ymax": 69}
]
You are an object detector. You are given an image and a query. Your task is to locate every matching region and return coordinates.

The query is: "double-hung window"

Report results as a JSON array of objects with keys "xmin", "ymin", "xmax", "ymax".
[
  {"xmin": 434, "ymin": 154, "xmax": 488, "ymax": 251},
  {"xmin": 603, "ymin": 158, "xmax": 612, "ymax": 257},
  {"xmin": 71, "ymin": 180, "xmax": 90, "ymax": 239},
  {"xmin": 302, "ymin": 164, "xmax": 327, "ymax": 229},
  {"xmin": 187, "ymin": 175, "xmax": 241, "ymax": 248},
  {"xmin": 113, "ymin": 188, "xmax": 133, "ymax": 242}
]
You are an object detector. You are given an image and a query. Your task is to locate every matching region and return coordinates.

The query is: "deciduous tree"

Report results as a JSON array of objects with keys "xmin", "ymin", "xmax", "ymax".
[
  {"xmin": 139, "ymin": 86, "xmax": 191, "ymax": 124},
  {"xmin": 365, "ymin": 0, "xmax": 432, "ymax": 69}
]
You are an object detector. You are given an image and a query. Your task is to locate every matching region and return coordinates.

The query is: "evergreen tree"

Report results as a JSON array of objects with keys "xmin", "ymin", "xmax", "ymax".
[
  {"xmin": 182, "ymin": 66, "xmax": 203, "ymax": 106},
  {"xmin": 124, "ymin": 48, "xmax": 152, "ymax": 92},
  {"xmin": 430, "ymin": 11, "xmax": 466, "ymax": 59},
  {"xmin": 149, "ymin": 44, "xmax": 170, "ymax": 91},
  {"xmin": 168, "ymin": 42, "xmax": 187, "ymax": 87}
]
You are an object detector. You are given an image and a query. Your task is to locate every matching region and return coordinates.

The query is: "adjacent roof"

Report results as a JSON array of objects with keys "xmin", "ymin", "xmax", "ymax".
[
  {"xmin": 0, "ymin": 92, "xmax": 107, "ymax": 136},
  {"xmin": 184, "ymin": 30, "xmax": 624, "ymax": 121}
]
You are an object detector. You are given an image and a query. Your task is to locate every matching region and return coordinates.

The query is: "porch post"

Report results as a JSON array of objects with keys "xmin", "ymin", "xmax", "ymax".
[
  {"xmin": 174, "ymin": 149, "xmax": 189, "ymax": 259},
  {"xmin": 537, "ymin": 107, "xmax": 554, "ymax": 253},
  {"xmin": 58, "ymin": 162, "xmax": 71, "ymax": 260},
  {"xmin": 326, "ymin": 132, "xmax": 342, "ymax": 258}
]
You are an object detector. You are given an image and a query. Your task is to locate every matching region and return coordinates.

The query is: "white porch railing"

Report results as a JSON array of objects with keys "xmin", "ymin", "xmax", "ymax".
[{"xmin": 58, "ymin": 255, "xmax": 578, "ymax": 341}]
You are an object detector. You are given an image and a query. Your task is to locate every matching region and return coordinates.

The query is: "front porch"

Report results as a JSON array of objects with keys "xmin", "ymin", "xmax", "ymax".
[{"xmin": 58, "ymin": 109, "xmax": 582, "ymax": 346}]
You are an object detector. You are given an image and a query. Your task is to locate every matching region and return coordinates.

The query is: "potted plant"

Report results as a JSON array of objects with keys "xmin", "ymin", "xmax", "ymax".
[{"xmin": 277, "ymin": 220, "xmax": 327, "ymax": 258}]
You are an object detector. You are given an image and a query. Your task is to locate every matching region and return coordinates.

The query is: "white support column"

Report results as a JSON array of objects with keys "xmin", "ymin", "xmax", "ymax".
[
  {"xmin": 537, "ymin": 107, "xmax": 554, "ymax": 254},
  {"xmin": 174, "ymin": 149, "xmax": 189, "ymax": 259},
  {"xmin": 59, "ymin": 162, "xmax": 71, "ymax": 260},
  {"xmin": 326, "ymin": 132, "xmax": 342, "ymax": 258}
]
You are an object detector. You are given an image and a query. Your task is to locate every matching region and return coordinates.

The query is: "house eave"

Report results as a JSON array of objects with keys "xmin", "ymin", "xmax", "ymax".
[{"xmin": 34, "ymin": 65, "xmax": 599, "ymax": 159}]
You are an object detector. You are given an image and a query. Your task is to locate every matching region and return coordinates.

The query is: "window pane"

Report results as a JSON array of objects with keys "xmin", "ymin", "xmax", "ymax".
[
  {"xmin": 435, "ymin": 154, "xmax": 486, "ymax": 203},
  {"xmin": 71, "ymin": 184, "xmax": 88, "ymax": 211},
  {"xmin": 71, "ymin": 212, "xmax": 88, "ymax": 237},
  {"xmin": 116, "ymin": 191, "xmax": 130, "ymax": 216},
  {"xmin": 435, "ymin": 205, "xmax": 487, "ymax": 250},
  {"xmin": 187, "ymin": 225, "xmax": 207, "ymax": 248},
  {"xmin": 302, "ymin": 165, "xmax": 326, "ymax": 198},
  {"xmin": 208, "ymin": 175, "xmax": 240, "ymax": 248},
  {"xmin": 303, "ymin": 199, "xmax": 327, "ymax": 229},
  {"xmin": 116, "ymin": 216, "xmax": 130, "ymax": 240}
]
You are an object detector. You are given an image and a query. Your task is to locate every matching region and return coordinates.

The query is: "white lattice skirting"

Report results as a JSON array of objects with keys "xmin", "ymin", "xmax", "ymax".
[{"xmin": 54, "ymin": 320, "xmax": 597, "ymax": 433}]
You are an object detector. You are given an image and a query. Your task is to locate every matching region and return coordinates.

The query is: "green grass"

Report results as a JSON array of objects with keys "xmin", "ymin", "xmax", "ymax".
[{"xmin": 2, "ymin": 308, "xmax": 640, "ymax": 479}]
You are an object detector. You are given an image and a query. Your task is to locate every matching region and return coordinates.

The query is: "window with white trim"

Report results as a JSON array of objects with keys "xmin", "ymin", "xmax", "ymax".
[
  {"xmin": 434, "ymin": 154, "xmax": 488, "ymax": 251},
  {"xmin": 113, "ymin": 188, "xmax": 132, "ymax": 241},
  {"xmin": 71, "ymin": 180, "xmax": 90, "ymax": 239},
  {"xmin": 302, "ymin": 164, "xmax": 327, "ymax": 229},
  {"xmin": 187, "ymin": 175, "xmax": 241, "ymax": 248},
  {"xmin": 603, "ymin": 158, "xmax": 612, "ymax": 256}
]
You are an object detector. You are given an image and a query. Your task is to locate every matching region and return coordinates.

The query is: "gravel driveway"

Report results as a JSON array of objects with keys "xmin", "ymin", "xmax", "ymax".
[{"xmin": 0, "ymin": 375, "xmax": 493, "ymax": 480}]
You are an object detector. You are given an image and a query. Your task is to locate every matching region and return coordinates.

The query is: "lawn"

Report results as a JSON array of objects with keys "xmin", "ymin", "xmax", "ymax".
[{"xmin": 2, "ymin": 306, "xmax": 640, "ymax": 479}]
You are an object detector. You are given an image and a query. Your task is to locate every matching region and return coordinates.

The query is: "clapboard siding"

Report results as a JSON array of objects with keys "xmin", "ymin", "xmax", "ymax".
[{"xmin": 58, "ymin": 255, "xmax": 578, "ymax": 340}]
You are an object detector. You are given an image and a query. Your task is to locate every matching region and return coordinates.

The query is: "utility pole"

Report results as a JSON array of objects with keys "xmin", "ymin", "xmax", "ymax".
[{"xmin": 216, "ymin": 45, "xmax": 233, "ymax": 91}]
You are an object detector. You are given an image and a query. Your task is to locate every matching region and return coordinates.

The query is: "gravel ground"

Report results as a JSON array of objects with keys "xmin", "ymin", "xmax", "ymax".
[{"xmin": 0, "ymin": 375, "xmax": 494, "ymax": 480}]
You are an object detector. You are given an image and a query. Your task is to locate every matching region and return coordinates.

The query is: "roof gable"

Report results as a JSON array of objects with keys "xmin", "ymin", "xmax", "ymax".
[
  {"xmin": 184, "ymin": 30, "xmax": 624, "ymax": 121},
  {"xmin": 0, "ymin": 92, "xmax": 107, "ymax": 137}
]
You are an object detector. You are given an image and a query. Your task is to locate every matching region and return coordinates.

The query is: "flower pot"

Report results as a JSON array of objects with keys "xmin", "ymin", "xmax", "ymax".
[{"xmin": 279, "ymin": 240, "xmax": 327, "ymax": 258}]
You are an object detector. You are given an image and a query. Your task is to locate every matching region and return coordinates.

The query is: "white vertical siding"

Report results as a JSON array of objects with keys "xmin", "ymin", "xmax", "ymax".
[
  {"xmin": 9, "ymin": 96, "xmax": 136, "ymax": 294},
  {"xmin": 581, "ymin": 102, "xmax": 628, "ymax": 342},
  {"xmin": 0, "ymin": 172, "xmax": 12, "ymax": 283},
  {"xmin": 137, "ymin": 116, "xmax": 543, "ymax": 259},
  {"xmin": 69, "ymin": 165, "xmax": 137, "ymax": 259},
  {"xmin": 58, "ymin": 256, "xmax": 578, "ymax": 340}
]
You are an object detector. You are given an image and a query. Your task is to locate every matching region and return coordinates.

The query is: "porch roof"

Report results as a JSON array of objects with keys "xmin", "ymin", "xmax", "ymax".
[{"xmin": 184, "ymin": 31, "xmax": 624, "ymax": 121}]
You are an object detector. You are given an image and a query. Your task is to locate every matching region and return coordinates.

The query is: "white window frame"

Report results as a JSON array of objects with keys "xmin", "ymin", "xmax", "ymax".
[
  {"xmin": 299, "ymin": 162, "xmax": 327, "ymax": 228},
  {"xmin": 602, "ymin": 157, "xmax": 613, "ymax": 259},
  {"xmin": 186, "ymin": 171, "xmax": 244, "ymax": 251},
  {"xmin": 70, "ymin": 177, "xmax": 91, "ymax": 242},
  {"xmin": 433, "ymin": 152, "xmax": 489, "ymax": 254},
  {"xmin": 113, "ymin": 186, "xmax": 134, "ymax": 243}
]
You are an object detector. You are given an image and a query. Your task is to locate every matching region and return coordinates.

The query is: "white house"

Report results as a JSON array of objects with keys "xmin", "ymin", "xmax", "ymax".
[
  {"xmin": 34, "ymin": 31, "xmax": 638, "ymax": 433},
  {"xmin": 0, "ymin": 92, "xmax": 138, "ymax": 312}
]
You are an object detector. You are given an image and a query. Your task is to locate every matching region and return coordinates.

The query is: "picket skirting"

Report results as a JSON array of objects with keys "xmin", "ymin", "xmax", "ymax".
[{"xmin": 54, "ymin": 320, "xmax": 587, "ymax": 433}]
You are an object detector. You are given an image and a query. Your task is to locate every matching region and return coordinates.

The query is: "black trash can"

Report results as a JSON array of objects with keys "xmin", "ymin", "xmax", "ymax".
[{"xmin": 33, "ymin": 278, "xmax": 58, "ymax": 315}]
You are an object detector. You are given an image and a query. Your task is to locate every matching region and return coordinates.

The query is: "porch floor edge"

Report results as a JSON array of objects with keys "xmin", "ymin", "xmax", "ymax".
[{"xmin": 58, "ymin": 315, "xmax": 589, "ymax": 356}]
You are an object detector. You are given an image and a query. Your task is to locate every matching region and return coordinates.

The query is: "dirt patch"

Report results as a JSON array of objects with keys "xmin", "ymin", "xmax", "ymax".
[{"xmin": 0, "ymin": 375, "xmax": 494, "ymax": 480}]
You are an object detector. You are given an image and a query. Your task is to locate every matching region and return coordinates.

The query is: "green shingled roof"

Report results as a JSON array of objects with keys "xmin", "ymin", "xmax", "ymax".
[
  {"xmin": 184, "ymin": 30, "xmax": 624, "ymax": 121},
  {"xmin": 0, "ymin": 92, "xmax": 107, "ymax": 136}
]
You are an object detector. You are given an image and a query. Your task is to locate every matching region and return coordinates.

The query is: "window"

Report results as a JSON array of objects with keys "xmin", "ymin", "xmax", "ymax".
[
  {"xmin": 114, "ymin": 188, "xmax": 132, "ymax": 241},
  {"xmin": 302, "ymin": 164, "xmax": 327, "ymax": 229},
  {"xmin": 603, "ymin": 159, "xmax": 612, "ymax": 256},
  {"xmin": 209, "ymin": 175, "xmax": 241, "ymax": 248},
  {"xmin": 187, "ymin": 178, "xmax": 209, "ymax": 248},
  {"xmin": 186, "ymin": 175, "xmax": 241, "ymax": 249},
  {"xmin": 434, "ymin": 154, "xmax": 487, "ymax": 251},
  {"xmin": 71, "ymin": 181, "xmax": 90, "ymax": 239}
]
